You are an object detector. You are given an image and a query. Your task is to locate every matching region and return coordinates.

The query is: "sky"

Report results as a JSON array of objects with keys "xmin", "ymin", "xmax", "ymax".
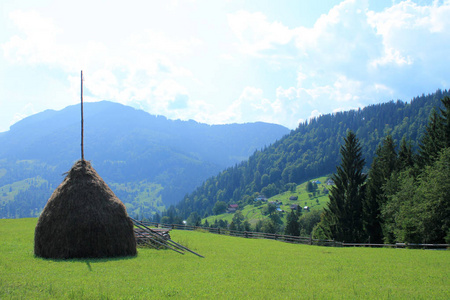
[{"xmin": 1, "ymin": 0, "xmax": 449, "ymax": 132}]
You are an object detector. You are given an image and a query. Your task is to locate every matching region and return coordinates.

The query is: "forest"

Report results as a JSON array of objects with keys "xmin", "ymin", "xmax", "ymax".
[
  {"xmin": 176, "ymin": 90, "xmax": 449, "ymax": 218},
  {"xmin": 315, "ymin": 96, "xmax": 450, "ymax": 244}
]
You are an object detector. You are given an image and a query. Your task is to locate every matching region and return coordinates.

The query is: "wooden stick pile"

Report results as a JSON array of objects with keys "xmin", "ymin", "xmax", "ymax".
[{"xmin": 130, "ymin": 218, "xmax": 204, "ymax": 258}]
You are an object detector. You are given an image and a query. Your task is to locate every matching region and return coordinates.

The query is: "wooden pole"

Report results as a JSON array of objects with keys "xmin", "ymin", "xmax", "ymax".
[{"xmin": 81, "ymin": 70, "xmax": 84, "ymax": 161}]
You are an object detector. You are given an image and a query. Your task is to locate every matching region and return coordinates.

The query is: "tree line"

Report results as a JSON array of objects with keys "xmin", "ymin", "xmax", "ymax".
[{"xmin": 312, "ymin": 96, "xmax": 450, "ymax": 244}]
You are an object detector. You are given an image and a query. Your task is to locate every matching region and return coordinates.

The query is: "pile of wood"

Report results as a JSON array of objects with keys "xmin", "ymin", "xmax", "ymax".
[
  {"xmin": 130, "ymin": 218, "xmax": 204, "ymax": 258},
  {"xmin": 134, "ymin": 228, "xmax": 170, "ymax": 246}
]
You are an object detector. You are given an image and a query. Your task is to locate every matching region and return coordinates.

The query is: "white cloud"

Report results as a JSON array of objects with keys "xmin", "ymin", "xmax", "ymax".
[
  {"xmin": 2, "ymin": 1, "xmax": 450, "ymax": 132},
  {"xmin": 227, "ymin": 10, "xmax": 295, "ymax": 56},
  {"xmin": 309, "ymin": 109, "xmax": 321, "ymax": 120},
  {"xmin": 207, "ymin": 86, "xmax": 281, "ymax": 126},
  {"xmin": 248, "ymin": 0, "xmax": 450, "ymax": 128},
  {"xmin": 10, "ymin": 103, "xmax": 37, "ymax": 126},
  {"xmin": 2, "ymin": 8, "xmax": 204, "ymax": 124},
  {"xmin": 3, "ymin": 10, "xmax": 69, "ymax": 66}
]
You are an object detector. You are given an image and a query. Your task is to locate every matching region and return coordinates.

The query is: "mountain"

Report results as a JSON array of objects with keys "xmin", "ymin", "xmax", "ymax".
[
  {"xmin": 176, "ymin": 89, "xmax": 450, "ymax": 219},
  {"xmin": 0, "ymin": 101, "xmax": 289, "ymax": 218}
]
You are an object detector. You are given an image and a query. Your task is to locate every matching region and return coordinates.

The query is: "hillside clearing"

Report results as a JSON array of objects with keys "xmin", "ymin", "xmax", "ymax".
[
  {"xmin": 0, "ymin": 218, "xmax": 449, "ymax": 299},
  {"xmin": 203, "ymin": 176, "xmax": 331, "ymax": 226}
]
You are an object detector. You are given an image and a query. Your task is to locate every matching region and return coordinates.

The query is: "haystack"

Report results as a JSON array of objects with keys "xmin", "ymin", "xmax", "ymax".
[{"xmin": 34, "ymin": 160, "xmax": 136, "ymax": 259}]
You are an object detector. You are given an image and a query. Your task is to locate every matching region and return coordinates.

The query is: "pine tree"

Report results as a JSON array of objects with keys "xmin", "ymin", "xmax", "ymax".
[
  {"xmin": 320, "ymin": 131, "xmax": 366, "ymax": 242},
  {"xmin": 397, "ymin": 137, "xmax": 414, "ymax": 171},
  {"xmin": 306, "ymin": 181, "xmax": 314, "ymax": 193},
  {"xmin": 440, "ymin": 96, "xmax": 450, "ymax": 148},
  {"xmin": 363, "ymin": 135, "xmax": 397, "ymax": 243},
  {"xmin": 284, "ymin": 210, "xmax": 300, "ymax": 236},
  {"xmin": 418, "ymin": 109, "xmax": 443, "ymax": 167}
]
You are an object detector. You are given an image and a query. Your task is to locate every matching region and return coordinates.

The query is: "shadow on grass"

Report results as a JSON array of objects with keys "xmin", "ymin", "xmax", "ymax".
[{"xmin": 34, "ymin": 254, "xmax": 138, "ymax": 271}]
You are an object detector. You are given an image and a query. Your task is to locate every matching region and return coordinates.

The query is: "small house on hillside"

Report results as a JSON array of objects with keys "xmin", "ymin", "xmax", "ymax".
[
  {"xmin": 255, "ymin": 194, "xmax": 268, "ymax": 202},
  {"xmin": 326, "ymin": 179, "xmax": 334, "ymax": 185},
  {"xmin": 303, "ymin": 206, "xmax": 310, "ymax": 211},
  {"xmin": 290, "ymin": 204, "xmax": 299, "ymax": 210},
  {"xmin": 228, "ymin": 204, "xmax": 238, "ymax": 213},
  {"xmin": 289, "ymin": 195, "xmax": 298, "ymax": 201}
]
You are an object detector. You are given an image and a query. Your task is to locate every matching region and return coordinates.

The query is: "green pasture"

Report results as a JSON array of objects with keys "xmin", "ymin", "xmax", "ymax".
[
  {"xmin": 0, "ymin": 176, "xmax": 48, "ymax": 204},
  {"xmin": 1, "ymin": 218, "xmax": 449, "ymax": 299},
  {"xmin": 204, "ymin": 176, "xmax": 331, "ymax": 226},
  {"xmin": 110, "ymin": 180, "xmax": 165, "ymax": 218}
]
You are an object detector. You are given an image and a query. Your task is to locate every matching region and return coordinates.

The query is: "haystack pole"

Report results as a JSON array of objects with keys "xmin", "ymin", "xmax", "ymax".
[
  {"xmin": 34, "ymin": 70, "xmax": 137, "ymax": 259},
  {"xmin": 81, "ymin": 70, "xmax": 84, "ymax": 161}
]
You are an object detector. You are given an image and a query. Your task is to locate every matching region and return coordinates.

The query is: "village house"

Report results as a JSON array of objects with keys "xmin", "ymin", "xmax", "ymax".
[
  {"xmin": 227, "ymin": 204, "xmax": 238, "ymax": 213},
  {"xmin": 290, "ymin": 204, "xmax": 299, "ymax": 210},
  {"xmin": 255, "ymin": 194, "xmax": 268, "ymax": 202}
]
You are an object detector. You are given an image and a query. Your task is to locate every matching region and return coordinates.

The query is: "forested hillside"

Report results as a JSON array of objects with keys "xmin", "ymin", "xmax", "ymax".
[
  {"xmin": 0, "ymin": 101, "xmax": 289, "ymax": 218},
  {"xmin": 177, "ymin": 89, "xmax": 449, "ymax": 219},
  {"xmin": 316, "ymin": 96, "xmax": 450, "ymax": 244}
]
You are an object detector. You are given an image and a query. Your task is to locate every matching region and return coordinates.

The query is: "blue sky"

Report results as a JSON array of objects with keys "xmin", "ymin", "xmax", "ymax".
[{"xmin": 1, "ymin": 0, "xmax": 449, "ymax": 132}]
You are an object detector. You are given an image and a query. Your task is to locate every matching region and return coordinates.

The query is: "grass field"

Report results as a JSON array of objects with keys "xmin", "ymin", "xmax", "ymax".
[
  {"xmin": 1, "ymin": 218, "xmax": 449, "ymax": 299},
  {"xmin": 204, "ymin": 176, "xmax": 331, "ymax": 226},
  {"xmin": 0, "ymin": 176, "xmax": 48, "ymax": 204}
]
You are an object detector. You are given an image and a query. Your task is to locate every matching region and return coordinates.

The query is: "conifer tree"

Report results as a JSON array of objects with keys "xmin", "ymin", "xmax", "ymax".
[
  {"xmin": 320, "ymin": 131, "xmax": 366, "ymax": 242},
  {"xmin": 418, "ymin": 96, "xmax": 450, "ymax": 167},
  {"xmin": 440, "ymin": 96, "xmax": 450, "ymax": 148},
  {"xmin": 284, "ymin": 210, "xmax": 300, "ymax": 236},
  {"xmin": 397, "ymin": 137, "xmax": 414, "ymax": 171},
  {"xmin": 363, "ymin": 135, "xmax": 397, "ymax": 243},
  {"xmin": 418, "ymin": 109, "xmax": 443, "ymax": 167}
]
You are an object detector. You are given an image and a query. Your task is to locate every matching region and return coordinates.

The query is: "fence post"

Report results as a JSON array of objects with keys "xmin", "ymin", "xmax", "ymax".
[
  {"xmin": 309, "ymin": 233, "xmax": 312, "ymax": 245},
  {"xmin": 218, "ymin": 228, "xmax": 220, "ymax": 235},
  {"xmin": 245, "ymin": 231, "xmax": 248, "ymax": 238}
]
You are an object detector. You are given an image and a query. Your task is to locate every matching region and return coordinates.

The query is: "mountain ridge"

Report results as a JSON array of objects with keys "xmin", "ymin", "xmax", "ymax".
[{"xmin": 0, "ymin": 101, "xmax": 289, "ymax": 218}]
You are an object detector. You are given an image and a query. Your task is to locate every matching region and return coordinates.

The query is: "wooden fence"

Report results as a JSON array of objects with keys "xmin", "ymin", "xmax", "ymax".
[{"xmin": 140, "ymin": 221, "xmax": 449, "ymax": 249}]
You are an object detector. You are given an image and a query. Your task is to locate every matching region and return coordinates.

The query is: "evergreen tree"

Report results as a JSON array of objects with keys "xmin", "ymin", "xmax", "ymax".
[
  {"xmin": 320, "ymin": 131, "xmax": 367, "ymax": 242},
  {"xmin": 397, "ymin": 137, "xmax": 414, "ymax": 171},
  {"xmin": 418, "ymin": 109, "xmax": 443, "ymax": 167},
  {"xmin": 363, "ymin": 135, "xmax": 397, "ymax": 243},
  {"xmin": 417, "ymin": 96, "xmax": 450, "ymax": 167},
  {"xmin": 284, "ymin": 210, "xmax": 300, "ymax": 236},
  {"xmin": 440, "ymin": 96, "xmax": 450, "ymax": 148},
  {"xmin": 152, "ymin": 212, "xmax": 161, "ymax": 223},
  {"xmin": 306, "ymin": 181, "xmax": 314, "ymax": 193}
]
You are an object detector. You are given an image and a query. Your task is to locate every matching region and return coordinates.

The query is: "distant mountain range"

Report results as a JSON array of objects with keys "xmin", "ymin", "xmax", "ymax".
[{"xmin": 0, "ymin": 101, "xmax": 289, "ymax": 218}]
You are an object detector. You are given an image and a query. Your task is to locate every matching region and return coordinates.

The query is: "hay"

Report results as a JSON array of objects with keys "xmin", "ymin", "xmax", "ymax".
[{"xmin": 34, "ymin": 160, "xmax": 137, "ymax": 259}]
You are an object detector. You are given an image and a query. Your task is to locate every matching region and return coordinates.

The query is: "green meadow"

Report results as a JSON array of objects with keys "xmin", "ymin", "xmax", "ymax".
[
  {"xmin": 1, "ymin": 218, "xmax": 449, "ymax": 299},
  {"xmin": 204, "ymin": 176, "xmax": 331, "ymax": 226}
]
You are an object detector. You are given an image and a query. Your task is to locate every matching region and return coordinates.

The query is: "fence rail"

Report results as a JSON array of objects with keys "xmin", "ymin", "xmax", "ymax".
[{"xmin": 139, "ymin": 221, "xmax": 449, "ymax": 249}]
